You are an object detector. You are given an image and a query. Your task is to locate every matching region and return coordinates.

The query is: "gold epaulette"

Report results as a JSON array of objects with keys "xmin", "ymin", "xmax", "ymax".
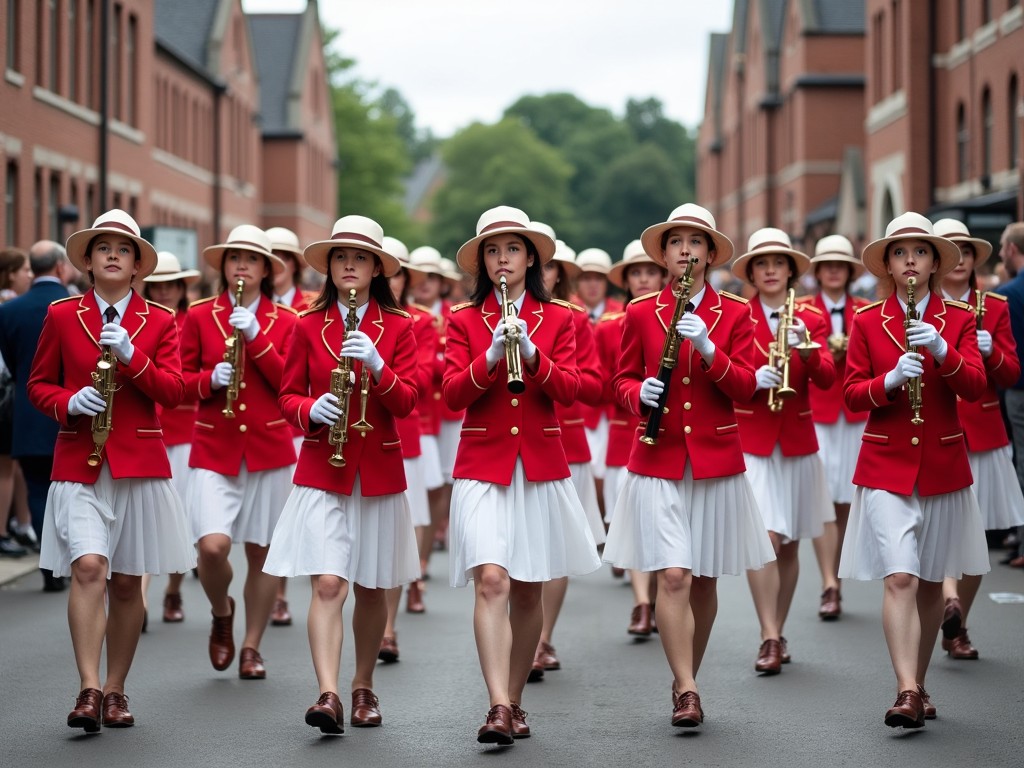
[
  {"xmin": 944, "ymin": 299, "xmax": 971, "ymax": 312},
  {"xmin": 146, "ymin": 300, "xmax": 174, "ymax": 314},
  {"xmin": 275, "ymin": 302, "xmax": 298, "ymax": 314},
  {"xmin": 629, "ymin": 291, "xmax": 659, "ymax": 305},
  {"xmin": 985, "ymin": 291, "xmax": 1008, "ymax": 302},
  {"xmin": 550, "ymin": 298, "xmax": 585, "ymax": 313},
  {"xmin": 855, "ymin": 300, "xmax": 884, "ymax": 314},
  {"xmin": 598, "ymin": 311, "xmax": 626, "ymax": 322},
  {"xmin": 411, "ymin": 302, "xmax": 436, "ymax": 315},
  {"xmin": 795, "ymin": 294, "xmax": 814, "ymax": 303},
  {"xmin": 719, "ymin": 290, "xmax": 748, "ymax": 304},
  {"xmin": 798, "ymin": 303, "xmax": 823, "ymax": 315},
  {"xmin": 382, "ymin": 306, "xmax": 411, "ymax": 318},
  {"xmin": 189, "ymin": 296, "xmax": 216, "ymax": 308},
  {"xmin": 450, "ymin": 301, "xmax": 474, "ymax": 313},
  {"xmin": 49, "ymin": 295, "xmax": 78, "ymax": 306},
  {"xmin": 298, "ymin": 307, "xmax": 320, "ymax": 318}
]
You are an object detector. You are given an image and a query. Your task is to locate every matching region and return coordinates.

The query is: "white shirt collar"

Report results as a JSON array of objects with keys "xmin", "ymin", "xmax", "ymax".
[
  {"xmin": 688, "ymin": 284, "xmax": 707, "ymax": 311},
  {"xmin": 33, "ymin": 276, "xmax": 62, "ymax": 285},
  {"xmin": 942, "ymin": 289, "xmax": 971, "ymax": 303},
  {"xmin": 229, "ymin": 290, "xmax": 261, "ymax": 314},
  {"xmin": 94, "ymin": 290, "xmax": 133, "ymax": 325},
  {"xmin": 493, "ymin": 288, "xmax": 526, "ymax": 314},
  {"xmin": 430, "ymin": 299, "xmax": 443, "ymax": 314},
  {"xmin": 588, "ymin": 299, "xmax": 605, "ymax": 321},
  {"xmin": 339, "ymin": 299, "xmax": 370, "ymax": 324},
  {"xmin": 897, "ymin": 291, "xmax": 931, "ymax": 316},
  {"xmin": 275, "ymin": 287, "xmax": 297, "ymax": 306},
  {"xmin": 821, "ymin": 293, "xmax": 845, "ymax": 312}
]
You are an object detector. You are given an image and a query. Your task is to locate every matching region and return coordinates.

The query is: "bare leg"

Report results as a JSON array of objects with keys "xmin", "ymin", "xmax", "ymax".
[
  {"xmin": 308, "ymin": 575, "xmax": 348, "ymax": 694},
  {"xmin": 833, "ymin": 503, "xmax": 850, "ymax": 577},
  {"xmin": 656, "ymin": 568, "xmax": 697, "ymax": 694},
  {"xmin": 882, "ymin": 572, "xmax": 920, "ymax": 692},
  {"xmin": 351, "ymin": 585, "xmax": 388, "ymax": 691},
  {"xmin": 69, "ymin": 555, "xmax": 109, "ymax": 691},
  {"xmin": 240, "ymin": 543, "xmax": 277, "ymax": 651},
  {"xmin": 197, "ymin": 533, "xmax": 233, "ymax": 617},
  {"xmin": 690, "ymin": 576, "xmax": 718, "ymax": 676},
  {"xmin": 955, "ymin": 572, "xmax": 983, "ymax": 621},
  {"xmin": 508, "ymin": 580, "xmax": 544, "ymax": 705},
  {"xmin": 594, "ymin": 476, "xmax": 606, "ymax": 525},
  {"xmin": 473, "ymin": 564, "xmax": 513, "ymax": 707},
  {"xmin": 539, "ymin": 576, "xmax": 568, "ymax": 645},
  {"xmin": 104, "ymin": 573, "xmax": 144, "ymax": 694},
  {"xmin": 746, "ymin": 533, "xmax": 782, "ymax": 641},
  {"xmin": 166, "ymin": 571, "xmax": 185, "ymax": 597},
  {"xmin": 775, "ymin": 541, "xmax": 800, "ymax": 635},
  {"xmin": 916, "ymin": 579, "xmax": 944, "ymax": 687},
  {"xmin": 382, "ymin": 586, "xmax": 401, "ymax": 641},
  {"xmin": 275, "ymin": 576, "xmax": 288, "ymax": 602},
  {"xmin": 630, "ymin": 569, "xmax": 651, "ymax": 607},
  {"xmin": 11, "ymin": 461, "xmax": 31, "ymax": 529},
  {"xmin": 811, "ymin": 522, "xmax": 839, "ymax": 591}
]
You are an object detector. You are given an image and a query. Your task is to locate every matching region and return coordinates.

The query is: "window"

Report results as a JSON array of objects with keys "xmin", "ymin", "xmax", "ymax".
[
  {"xmin": 112, "ymin": 2, "xmax": 121, "ymax": 121},
  {"xmin": 958, "ymin": 0, "xmax": 967, "ymax": 40},
  {"xmin": 957, "ymin": 103, "xmax": 969, "ymax": 182},
  {"xmin": 68, "ymin": 0, "xmax": 76, "ymax": 101},
  {"xmin": 35, "ymin": 0, "xmax": 43, "ymax": 85},
  {"xmin": 6, "ymin": 0, "xmax": 18, "ymax": 72},
  {"xmin": 48, "ymin": 0, "xmax": 58, "ymax": 92},
  {"xmin": 48, "ymin": 172, "xmax": 60, "ymax": 240},
  {"xmin": 872, "ymin": 11, "xmax": 884, "ymax": 102},
  {"xmin": 891, "ymin": 0, "xmax": 902, "ymax": 92},
  {"xmin": 86, "ymin": 0, "xmax": 94, "ymax": 108},
  {"xmin": 126, "ymin": 14, "xmax": 136, "ymax": 125},
  {"xmin": 85, "ymin": 183, "xmax": 95, "ymax": 225},
  {"xmin": 1011, "ymin": 74, "xmax": 1020, "ymax": 170},
  {"xmin": 33, "ymin": 169, "xmax": 41, "ymax": 241},
  {"xmin": 982, "ymin": 0, "xmax": 992, "ymax": 24},
  {"xmin": 982, "ymin": 88, "xmax": 993, "ymax": 180},
  {"xmin": 4, "ymin": 162, "xmax": 17, "ymax": 247}
]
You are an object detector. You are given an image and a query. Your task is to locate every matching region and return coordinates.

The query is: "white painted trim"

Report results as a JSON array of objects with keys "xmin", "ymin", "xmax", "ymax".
[
  {"xmin": 933, "ymin": 169, "xmax": 1021, "ymax": 203},
  {"xmin": 152, "ymin": 148, "xmax": 215, "ymax": 185},
  {"xmin": 1001, "ymin": 5, "xmax": 1023, "ymax": 35},
  {"xmin": 973, "ymin": 21, "xmax": 999, "ymax": 53},
  {"xmin": 869, "ymin": 153, "xmax": 906, "ymax": 239},
  {"xmin": 110, "ymin": 120, "xmax": 144, "ymax": 145},
  {"xmin": 742, "ymin": 174, "xmax": 768, "ymax": 200},
  {"xmin": 932, "ymin": 40, "xmax": 972, "ymax": 70},
  {"xmin": 149, "ymin": 189, "xmax": 213, "ymax": 223},
  {"xmin": 0, "ymin": 132, "xmax": 22, "ymax": 155},
  {"xmin": 866, "ymin": 90, "xmax": 907, "ymax": 134},
  {"xmin": 32, "ymin": 87, "xmax": 100, "ymax": 126},
  {"xmin": 774, "ymin": 160, "xmax": 843, "ymax": 187},
  {"xmin": 5, "ymin": 69, "xmax": 25, "ymax": 87},
  {"xmin": 108, "ymin": 172, "xmax": 143, "ymax": 196},
  {"xmin": 258, "ymin": 203, "xmax": 335, "ymax": 229}
]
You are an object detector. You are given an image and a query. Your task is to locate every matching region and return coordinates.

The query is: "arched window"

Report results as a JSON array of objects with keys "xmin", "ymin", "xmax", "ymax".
[
  {"xmin": 882, "ymin": 188, "xmax": 895, "ymax": 226},
  {"xmin": 982, "ymin": 87, "xmax": 993, "ymax": 181},
  {"xmin": 957, "ymin": 102, "xmax": 969, "ymax": 183},
  {"xmin": 1011, "ymin": 74, "xmax": 1020, "ymax": 170}
]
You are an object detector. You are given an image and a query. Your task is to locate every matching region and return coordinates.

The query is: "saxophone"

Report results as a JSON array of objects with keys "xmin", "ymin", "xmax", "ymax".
[
  {"xmin": 499, "ymin": 275, "xmax": 525, "ymax": 394},
  {"xmin": 767, "ymin": 288, "xmax": 799, "ymax": 412},
  {"xmin": 905, "ymin": 277, "xmax": 924, "ymax": 425},
  {"xmin": 328, "ymin": 289, "xmax": 359, "ymax": 467},
  {"xmin": 222, "ymin": 279, "xmax": 245, "ymax": 419},
  {"xmin": 86, "ymin": 345, "xmax": 117, "ymax": 467}
]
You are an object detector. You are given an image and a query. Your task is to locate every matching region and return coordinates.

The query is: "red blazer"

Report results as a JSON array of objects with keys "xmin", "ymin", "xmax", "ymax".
[
  {"xmin": 615, "ymin": 285, "xmax": 757, "ymax": 481},
  {"xmin": 180, "ymin": 292, "xmax": 297, "ymax": 475},
  {"xmin": 281, "ymin": 299, "xmax": 417, "ymax": 495},
  {"xmin": 798, "ymin": 293, "xmax": 870, "ymax": 424},
  {"xmin": 957, "ymin": 292, "xmax": 1020, "ymax": 452},
  {"xmin": 28, "ymin": 290, "xmax": 184, "ymax": 482},
  {"xmin": 579, "ymin": 299, "xmax": 623, "ymax": 429},
  {"xmin": 437, "ymin": 300, "xmax": 465, "ymax": 425},
  {"xmin": 555, "ymin": 301, "xmax": 603, "ymax": 464},
  {"xmin": 735, "ymin": 299, "xmax": 836, "ymax": 457},
  {"xmin": 395, "ymin": 304, "xmax": 440, "ymax": 459},
  {"xmin": 409, "ymin": 303, "xmax": 444, "ymax": 438},
  {"xmin": 157, "ymin": 310, "xmax": 198, "ymax": 446},
  {"xmin": 595, "ymin": 312, "xmax": 639, "ymax": 468},
  {"xmin": 844, "ymin": 293, "xmax": 987, "ymax": 496},
  {"xmin": 443, "ymin": 291, "xmax": 580, "ymax": 485}
]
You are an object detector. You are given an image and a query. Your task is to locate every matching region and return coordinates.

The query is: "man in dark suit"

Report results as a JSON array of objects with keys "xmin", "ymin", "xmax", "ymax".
[{"xmin": 0, "ymin": 240, "xmax": 72, "ymax": 590}]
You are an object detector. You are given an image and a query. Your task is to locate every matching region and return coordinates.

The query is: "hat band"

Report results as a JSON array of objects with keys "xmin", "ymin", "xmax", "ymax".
[
  {"xmin": 226, "ymin": 239, "xmax": 271, "ymax": 253},
  {"xmin": 888, "ymin": 226, "xmax": 930, "ymax": 238},
  {"xmin": 750, "ymin": 240, "xmax": 793, "ymax": 252},
  {"xmin": 479, "ymin": 220, "xmax": 526, "ymax": 235},
  {"xmin": 331, "ymin": 232, "xmax": 382, "ymax": 248},
  {"xmin": 670, "ymin": 215, "xmax": 714, "ymax": 229},
  {"xmin": 95, "ymin": 221, "xmax": 138, "ymax": 236}
]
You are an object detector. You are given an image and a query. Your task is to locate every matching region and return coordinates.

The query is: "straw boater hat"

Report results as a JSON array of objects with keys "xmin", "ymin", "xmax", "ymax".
[
  {"xmin": 531, "ymin": 221, "xmax": 557, "ymax": 243},
  {"xmin": 932, "ymin": 218, "xmax": 994, "ymax": 268},
  {"xmin": 455, "ymin": 206, "xmax": 556, "ymax": 274},
  {"xmin": 551, "ymin": 240, "xmax": 581, "ymax": 279},
  {"xmin": 439, "ymin": 257, "xmax": 464, "ymax": 284},
  {"xmin": 303, "ymin": 215, "xmax": 401, "ymax": 278},
  {"xmin": 144, "ymin": 251, "xmax": 201, "ymax": 285},
  {"xmin": 265, "ymin": 226, "xmax": 306, "ymax": 267},
  {"xmin": 608, "ymin": 239, "xmax": 663, "ymax": 288},
  {"xmin": 383, "ymin": 236, "xmax": 425, "ymax": 288},
  {"xmin": 65, "ymin": 208, "xmax": 159, "ymax": 279},
  {"xmin": 574, "ymin": 248, "xmax": 613, "ymax": 276},
  {"xmin": 203, "ymin": 225, "xmax": 286, "ymax": 275},
  {"xmin": 860, "ymin": 212, "xmax": 961, "ymax": 284},
  {"xmin": 730, "ymin": 228, "xmax": 811, "ymax": 285},
  {"xmin": 809, "ymin": 234, "xmax": 864, "ymax": 279},
  {"xmin": 639, "ymin": 203, "xmax": 735, "ymax": 268}
]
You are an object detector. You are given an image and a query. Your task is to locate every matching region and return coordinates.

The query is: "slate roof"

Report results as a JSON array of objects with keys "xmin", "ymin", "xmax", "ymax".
[
  {"xmin": 248, "ymin": 13, "xmax": 304, "ymax": 135},
  {"xmin": 810, "ymin": 0, "xmax": 865, "ymax": 34},
  {"xmin": 154, "ymin": 0, "xmax": 220, "ymax": 78}
]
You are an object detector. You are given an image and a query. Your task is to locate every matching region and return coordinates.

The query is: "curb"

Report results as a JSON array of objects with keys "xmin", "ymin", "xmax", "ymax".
[{"xmin": 0, "ymin": 554, "xmax": 40, "ymax": 587}]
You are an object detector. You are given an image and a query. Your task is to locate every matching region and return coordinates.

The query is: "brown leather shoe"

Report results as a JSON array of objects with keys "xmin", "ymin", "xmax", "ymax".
[
  {"xmin": 239, "ymin": 647, "xmax": 266, "ymax": 680},
  {"xmin": 101, "ymin": 691, "xmax": 134, "ymax": 727},
  {"xmin": 67, "ymin": 688, "xmax": 102, "ymax": 732},
  {"xmin": 270, "ymin": 598, "xmax": 293, "ymax": 626},
  {"xmin": 917, "ymin": 685, "xmax": 937, "ymax": 719},
  {"xmin": 611, "ymin": 566, "xmax": 625, "ymax": 578},
  {"xmin": 536, "ymin": 640, "xmax": 560, "ymax": 671},
  {"xmin": 755, "ymin": 638, "xmax": 782, "ymax": 675},
  {"xmin": 671, "ymin": 689, "xmax": 704, "ymax": 727},
  {"xmin": 780, "ymin": 636, "xmax": 791, "ymax": 664},
  {"xmin": 528, "ymin": 655, "xmax": 545, "ymax": 682},
  {"xmin": 477, "ymin": 705, "xmax": 514, "ymax": 745},
  {"xmin": 941, "ymin": 597, "xmax": 963, "ymax": 639},
  {"xmin": 819, "ymin": 586, "xmax": 841, "ymax": 620},
  {"xmin": 350, "ymin": 688, "xmax": 382, "ymax": 727},
  {"xmin": 943, "ymin": 627, "xmax": 979, "ymax": 659},
  {"xmin": 378, "ymin": 635, "xmax": 399, "ymax": 664},
  {"xmin": 163, "ymin": 592, "xmax": 184, "ymax": 623},
  {"xmin": 510, "ymin": 703, "xmax": 531, "ymax": 738},
  {"xmin": 628, "ymin": 603, "xmax": 653, "ymax": 637},
  {"xmin": 209, "ymin": 597, "xmax": 235, "ymax": 671},
  {"xmin": 406, "ymin": 580, "xmax": 426, "ymax": 613},
  {"xmin": 305, "ymin": 691, "xmax": 344, "ymax": 734},
  {"xmin": 884, "ymin": 689, "xmax": 925, "ymax": 728}
]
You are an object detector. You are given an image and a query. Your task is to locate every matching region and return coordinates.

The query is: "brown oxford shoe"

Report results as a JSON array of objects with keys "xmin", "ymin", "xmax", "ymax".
[
  {"xmin": 528, "ymin": 655, "xmax": 545, "ymax": 682},
  {"xmin": 378, "ymin": 635, "xmax": 399, "ymax": 664},
  {"xmin": 536, "ymin": 640, "xmax": 560, "ymax": 671},
  {"xmin": 942, "ymin": 627, "xmax": 979, "ymax": 659},
  {"xmin": 917, "ymin": 685, "xmax": 937, "ymax": 719},
  {"xmin": 101, "ymin": 691, "xmax": 134, "ymax": 727},
  {"xmin": 884, "ymin": 689, "xmax": 925, "ymax": 728},
  {"xmin": 510, "ymin": 703, "xmax": 531, "ymax": 738},
  {"xmin": 755, "ymin": 638, "xmax": 783, "ymax": 675},
  {"xmin": 941, "ymin": 597, "xmax": 963, "ymax": 639},
  {"xmin": 305, "ymin": 691, "xmax": 344, "ymax": 734},
  {"xmin": 67, "ymin": 688, "xmax": 103, "ymax": 733},
  {"xmin": 239, "ymin": 647, "xmax": 266, "ymax": 679},
  {"xmin": 671, "ymin": 689, "xmax": 704, "ymax": 728},
  {"xmin": 163, "ymin": 592, "xmax": 184, "ymax": 623},
  {"xmin": 628, "ymin": 603, "xmax": 653, "ymax": 637},
  {"xmin": 477, "ymin": 704, "xmax": 514, "ymax": 745},
  {"xmin": 209, "ymin": 597, "xmax": 235, "ymax": 671},
  {"xmin": 350, "ymin": 688, "xmax": 382, "ymax": 727},
  {"xmin": 819, "ymin": 586, "xmax": 841, "ymax": 620},
  {"xmin": 270, "ymin": 598, "xmax": 293, "ymax": 626},
  {"xmin": 406, "ymin": 580, "xmax": 426, "ymax": 613}
]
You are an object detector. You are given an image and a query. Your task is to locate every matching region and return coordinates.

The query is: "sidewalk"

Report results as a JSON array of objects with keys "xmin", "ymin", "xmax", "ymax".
[{"xmin": 0, "ymin": 553, "xmax": 39, "ymax": 587}]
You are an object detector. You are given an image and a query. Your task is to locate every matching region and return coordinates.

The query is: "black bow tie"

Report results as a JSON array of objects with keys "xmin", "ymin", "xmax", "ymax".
[
  {"xmin": 684, "ymin": 302, "xmax": 695, "ymax": 313},
  {"xmin": 830, "ymin": 306, "xmax": 844, "ymax": 314},
  {"xmin": 769, "ymin": 311, "xmax": 780, "ymax": 320}
]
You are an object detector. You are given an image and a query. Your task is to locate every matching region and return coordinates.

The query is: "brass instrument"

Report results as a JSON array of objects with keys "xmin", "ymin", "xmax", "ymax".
[
  {"xmin": 222, "ymin": 279, "xmax": 245, "ymax": 419},
  {"xmin": 974, "ymin": 288, "xmax": 986, "ymax": 331},
  {"xmin": 766, "ymin": 288, "xmax": 799, "ymax": 412},
  {"xmin": 827, "ymin": 333, "xmax": 848, "ymax": 355},
  {"xmin": 86, "ymin": 345, "xmax": 117, "ymax": 467},
  {"xmin": 905, "ymin": 277, "xmax": 924, "ymax": 425},
  {"xmin": 328, "ymin": 289, "xmax": 359, "ymax": 467},
  {"xmin": 499, "ymin": 275, "xmax": 525, "ymax": 394},
  {"xmin": 640, "ymin": 257, "xmax": 698, "ymax": 446}
]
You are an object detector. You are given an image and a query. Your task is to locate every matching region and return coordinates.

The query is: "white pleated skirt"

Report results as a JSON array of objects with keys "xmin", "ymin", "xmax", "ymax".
[
  {"xmin": 449, "ymin": 459, "xmax": 602, "ymax": 588},
  {"xmin": 439, "ymin": 418, "xmax": 462, "ymax": 484},
  {"xmin": 585, "ymin": 415, "xmax": 609, "ymax": 479},
  {"xmin": 569, "ymin": 462, "xmax": 606, "ymax": 546},
  {"xmin": 602, "ymin": 465, "xmax": 627, "ymax": 524},
  {"xmin": 263, "ymin": 481, "xmax": 420, "ymax": 589},
  {"xmin": 839, "ymin": 486, "xmax": 991, "ymax": 582},
  {"xmin": 745, "ymin": 448, "xmax": 833, "ymax": 541},
  {"xmin": 166, "ymin": 443, "xmax": 192, "ymax": 500},
  {"xmin": 187, "ymin": 463, "xmax": 292, "ymax": 546},
  {"xmin": 40, "ymin": 466, "xmax": 196, "ymax": 578},
  {"xmin": 403, "ymin": 455, "xmax": 431, "ymax": 527},
  {"xmin": 814, "ymin": 415, "xmax": 864, "ymax": 505},
  {"xmin": 603, "ymin": 467, "xmax": 776, "ymax": 577},
  {"xmin": 420, "ymin": 434, "xmax": 445, "ymax": 491},
  {"xmin": 969, "ymin": 445, "xmax": 1024, "ymax": 530}
]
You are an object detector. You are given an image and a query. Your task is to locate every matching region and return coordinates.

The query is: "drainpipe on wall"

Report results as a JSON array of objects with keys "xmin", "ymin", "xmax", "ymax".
[
  {"xmin": 212, "ymin": 81, "xmax": 226, "ymax": 242},
  {"xmin": 98, "ymin": 0, "xmax": 110, "ymax": 209},
  {"xmin": 927, "ymin": 0, "xmax": 937, "ymax": 209}
]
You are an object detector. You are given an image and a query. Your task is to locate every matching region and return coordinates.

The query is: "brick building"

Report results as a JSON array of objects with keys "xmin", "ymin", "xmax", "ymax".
[{"xmin": 0, "ymin": 0, "xmax": 336, "ymax": 269}]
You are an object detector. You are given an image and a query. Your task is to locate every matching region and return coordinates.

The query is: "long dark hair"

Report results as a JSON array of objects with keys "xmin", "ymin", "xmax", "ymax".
[
  {"xmin": 310, "ymin": 250, "xmax": 401, "ymax": 313},
  {"xmin": 622, "ymin": 262, "xmax": 668, "ymax": 302},
  {"xmin": 0, "ymin": 248, "xmax": 27, "ymax": 291},
  {"xmin": 469, "ymin": 234, "xmax": 550, "ymax": 305},
  {"xmin": 548, "ymin": 262, "xmax": 572, "ymax": 302},
  {"xmin": 144, "ymin": 279, "xmax": 190, "ymax": 312},
  {"xmin": 219, "ymin": 251, "xmax": 274, "ymax": 298}
]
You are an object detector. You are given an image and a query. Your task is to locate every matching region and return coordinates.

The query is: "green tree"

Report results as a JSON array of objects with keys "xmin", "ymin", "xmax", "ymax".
[{"xmin": 624, "ymin": 97, "xmax": 696, "ymax": 201}]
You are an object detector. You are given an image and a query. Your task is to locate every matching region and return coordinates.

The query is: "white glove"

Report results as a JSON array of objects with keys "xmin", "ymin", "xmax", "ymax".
[
  {"xmin": 884, "ymin": 352, "xmax": 925, "ymax": 390},
  {"xmin": 511, "ymin": 317, "xmax": 537, "ymax": 360},
  {"xmin": 68, "ymin": 385, "xmax": 106, "ymax": 417},
  {"xmin": 342, "ymin": 330, "xmax": 385, "ymax": 376},
  {"xmin": 229, "ymin": 306, "xmax": 260, "ymax": 342},
  {"xmin": 210, "ymin": 361, "xmax": 234, "ymax": 390},
  {"xmin": 906, "ymin": 320, "xmax": 947, "ymax": 359},
  {"xmin": 786, "ymin": 317, "xmax": 807, "ymax": 349},
  {"xmin": 309, "ymin": 392, "xmax": 342, "ymax": 426},
  {"xmin": 485, "ymin": 323, "xmax": 508, "ymax": 369},
  {"xmin": 755, "ymin": 365, "xmax": 783, "ymax": 391},
  {"xmin": 99, "ymin": 323, "xmax": 134, "ymax": 365},
  {"xmin": 640, "ymin": 377, "xmax": 665, "ymax": 409},
  {"xmin": 676, "ymin": 313, "xmax": 714, "ymax": 357},
  {"xmin": 977, "ymin": 329, "xmax": 993, "ymax": 357}
]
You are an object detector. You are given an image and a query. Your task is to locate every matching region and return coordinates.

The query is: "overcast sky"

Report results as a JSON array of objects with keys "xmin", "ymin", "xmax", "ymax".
[{"xmin": 242, "ymin": 0, "xmax": 735, "ymax": 137}]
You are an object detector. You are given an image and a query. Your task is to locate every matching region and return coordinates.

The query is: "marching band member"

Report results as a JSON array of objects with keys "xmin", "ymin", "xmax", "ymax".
[
  {"xmin": 840, "ymin": 212, "xmax": 988, "ymax": 728},
  {"xmin": 263, "ymin": 215, "xmax": 420, "ymax": 735},
  {"xmin": 601, "ymin": 240, "xmax": 667, "ymax": 636},
  {"xmin": 730, "ymin": 229, "xmax": 836, "ymax": 674},
  {"xmin": 29, "ymin": 210, "xmax": 194, "ymax": 731},
  {"xmin": 180, "ymin": 226, "xmax": 297, "ymax": 681},
  {"xmin": 603, "ymin": 204, "xmax": 774, "ymax": 729},
  {"xmin": 444, "ymin": 206, "xmax": 600, "ymax": 745},
  {"xmin": 798, "ymin": 235, "xmax": 869, "ymax": 621},
  {"xmin": 936, "ymin": 218, "xmax": 1024, "ymax": 660}
]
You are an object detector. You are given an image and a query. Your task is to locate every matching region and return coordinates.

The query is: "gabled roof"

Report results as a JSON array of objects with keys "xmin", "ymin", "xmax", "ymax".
[
  {"xmin": 801, "ymin": 0, "xmax": 866, "ymax": 34},
  {"xmin": 732, "ymin": 0, "xmax": 752, "ymax": 55},
  {"xmin": 154, "ymin": 0, "xmax": 221, "ymax": 78},
  {"xmin": 759, "ymin": 0, "xmax": 789, "ymax": 101},
  {"xmin": 248, "ymin": 13, "xmax": 304, "ymax": 135}
]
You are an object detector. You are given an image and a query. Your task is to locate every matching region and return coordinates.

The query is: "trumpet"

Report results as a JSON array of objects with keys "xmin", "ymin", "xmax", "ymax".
[
  {"xmin": 499, "ymin": 275, "xmax": 525, "ymax": 394},
  {"xmin": 328, "ymin": 289, "xmax": 359, "ymax": 467},
  {"xmin": 86, "ymin": 345, "xmax": 117, "ymax": 467},
  {"xmin": 974, "ymin": 288, "xmax": 986, "ymax": 331},
  {"xmin": 827, "ymin": 332, "xmax": 848, "ymax": 356},
  {"xmin": 767, "ymin": 288, "xmax": 799, "ymax": 412},
  {"xmin": 905, "ymin": 277, "xmax": 924, "ymax": 425},
  {"xmin": 222, "ymin": 279, "xmax": 245, "ymax": 419}
]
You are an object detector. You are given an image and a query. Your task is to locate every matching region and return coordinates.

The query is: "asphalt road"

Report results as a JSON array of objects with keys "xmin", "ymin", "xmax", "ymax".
[{"xmin": 1, "ymin": 543, "xmax": 1022, "ymax": 768}]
